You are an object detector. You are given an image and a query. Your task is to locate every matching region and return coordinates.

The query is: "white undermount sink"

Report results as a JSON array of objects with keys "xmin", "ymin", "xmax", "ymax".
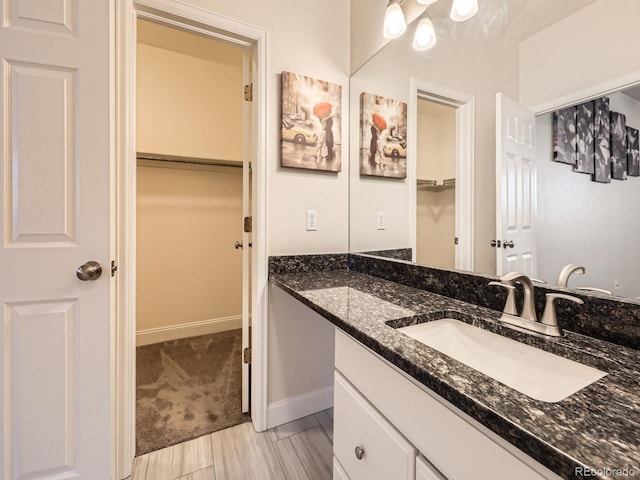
[{"xmin": 398, "ymin": 318, "xmax": 607, "ymax": 402}]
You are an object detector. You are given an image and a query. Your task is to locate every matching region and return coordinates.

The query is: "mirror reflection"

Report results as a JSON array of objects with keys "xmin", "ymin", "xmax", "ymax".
[{"xmin": 349, "ymin": 0, "xmax": 640, "ymax": 299}]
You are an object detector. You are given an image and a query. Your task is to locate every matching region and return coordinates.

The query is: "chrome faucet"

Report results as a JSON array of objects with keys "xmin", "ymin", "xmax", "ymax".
[
  {"xmin": 500, "ymin": 271, "xmax": 537, "ymax": 322},
  {"xmin": 557, "ymin": 263, "xmax": 585, "ymax": 287},
  {"xmin": 489, "ymin": 272, "xmax": 583, "ymax": 337}
]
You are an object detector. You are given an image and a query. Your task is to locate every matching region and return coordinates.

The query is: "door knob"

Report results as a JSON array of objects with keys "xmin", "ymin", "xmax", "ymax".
[
  {"xmin": 76, "ymin": 261, "xmax": 103, "ymax": 281},
  {"xmin": 490, "ymin": 240, "xmax": 502, "ymax": 248},
  {"xmin": 235, "ymin": 241, "xmax": 243, "ymax": 249},
  {"xmin": 503, "ymin": 240, "xmax": 515, "ymax": 248}
]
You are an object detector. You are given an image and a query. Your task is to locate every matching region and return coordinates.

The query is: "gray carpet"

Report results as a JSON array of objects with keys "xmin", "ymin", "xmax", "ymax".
[{"xmin": 136, "ymin": 329, "xmax": 250, "ymax": 455}]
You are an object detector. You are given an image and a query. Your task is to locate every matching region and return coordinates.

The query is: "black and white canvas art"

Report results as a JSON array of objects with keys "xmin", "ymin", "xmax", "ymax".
[
  {"xmin": 610, "ymin": 111, "xmax": 627, "ymax": 180},
  {"xmin": 280, "ymin": 71, "xmax": 342, "ymax": 172},
  {"xmin": 626, "ymin": 126, "xmax": 639, "ymax": 177},
  {"xmin": 553, "ymin": 106, "xmax": 577, "ymax": 165},
  {"xmin": 593, "ymin": 97, "xmax": 611, "ymax": 183},
  {"xmin": 574, "ymin": 101, "xmax": 595, "ymax": 174}
]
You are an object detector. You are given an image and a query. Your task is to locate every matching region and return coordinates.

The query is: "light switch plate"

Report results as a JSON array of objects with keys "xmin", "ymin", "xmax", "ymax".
[
  {"xmin": 376, "ymin": 211, "xmax": 385, "ymax": 230},
  {"xmin": 307, "ymin": 210, "xmax": 318, "ymax": 231}
]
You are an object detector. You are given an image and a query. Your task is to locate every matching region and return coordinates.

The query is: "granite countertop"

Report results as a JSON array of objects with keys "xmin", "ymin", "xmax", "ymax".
[{"xmin": 270, "ymin": 269, "xmax": 640, "ymax": 480}]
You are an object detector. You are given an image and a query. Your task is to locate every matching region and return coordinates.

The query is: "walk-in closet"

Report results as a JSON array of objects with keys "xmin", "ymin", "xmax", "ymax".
[{"xmin": 134, "ymin": 19, "xmax": 250, "ymax": 454}]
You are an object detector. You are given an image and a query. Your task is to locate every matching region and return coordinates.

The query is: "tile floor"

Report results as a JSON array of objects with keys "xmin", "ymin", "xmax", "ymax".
[{"xmin": 130, "ymin": 409, "xmax": 334, "ymax": 480}]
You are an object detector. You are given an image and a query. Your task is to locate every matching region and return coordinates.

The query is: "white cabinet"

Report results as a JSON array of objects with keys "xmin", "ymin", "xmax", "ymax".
[
  {"xmin": 334, "ymin": 372, "xmax": 417, "ymax": 480},
  {"xmin": 334, "ymin": 330, "xmax": 561, "ymax": 480},
  {"xmin": 333, "ymin": 456, "xmax": 350, "ymax": 480}
]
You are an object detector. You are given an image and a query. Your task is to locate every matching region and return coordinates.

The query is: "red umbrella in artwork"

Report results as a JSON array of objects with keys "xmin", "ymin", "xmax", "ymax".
[
  {"xmin": 313, "ymin": 102, "xmax": 332, "ymax": 119},
  {"xmin": 372, "ymin": 112, "xmax": 387, "ymax": 131}
]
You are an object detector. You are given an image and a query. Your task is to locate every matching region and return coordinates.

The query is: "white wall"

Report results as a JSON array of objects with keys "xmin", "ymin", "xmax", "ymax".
[
  {"xmin": 536, "ymin": 92, "xmax": 640, "ymax": 297},
  {"xmin": 520, "ymin": 0, "xmax": 640, "ymax": 108},
  {"xmin": 182, "ymin": 0, "xmax": 350, "ymax": 417},
  {"xmin": 350, "ymin": 18, "xmax": 520, "ymax": 274}
]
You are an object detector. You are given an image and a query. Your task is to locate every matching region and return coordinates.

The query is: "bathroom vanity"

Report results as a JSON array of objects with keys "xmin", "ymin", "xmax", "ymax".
[{"xmin": 269, "ymin": 254, "xmax": 640, "ymax": 480}]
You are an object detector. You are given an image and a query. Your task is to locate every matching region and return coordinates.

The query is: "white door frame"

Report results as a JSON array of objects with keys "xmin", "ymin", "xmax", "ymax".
[
  {"xmin": 408, "ymin": 78, "xmax": 475, "ymax": 271},
  {"xmin": 114, "ymin": 1, "xmax": 268, "ymax": 477}
]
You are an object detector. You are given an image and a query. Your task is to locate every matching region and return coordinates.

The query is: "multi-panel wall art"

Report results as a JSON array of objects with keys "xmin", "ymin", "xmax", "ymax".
[
  {"xmin": 553, "ymin": 96, "xmax": 639, "ymax": 184},
  {"xmin": 280, "ymin": 71, "xmax": 342, "ymax": 172},
  {"xmin": 359, "ymin": 92, "xmax": 408, "ymax": 179}
]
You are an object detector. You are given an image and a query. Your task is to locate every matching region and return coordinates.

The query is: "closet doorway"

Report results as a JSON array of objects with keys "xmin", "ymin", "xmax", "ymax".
[
  {"xmin": 416, "ymin": 98, "xmax": 457, "ymax": 269},
  {"xmin": 134, "ymin": 19, "xmax": 253, "ymax": 455}
]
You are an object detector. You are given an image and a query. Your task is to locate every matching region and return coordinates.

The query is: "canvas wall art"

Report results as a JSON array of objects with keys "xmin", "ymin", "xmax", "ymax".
[
  {"xmin": 627, "ymin": 126, "xmax": 640, "ymax": 177},
  {"xmin": 280, "ymin": 71, "xmax": 342, "ymax": 172},
  {"xmin": 553, "ymin": 106, "xmax": 577, "ymax": 165},
  {"xmin": 574, "ymin": 101, "xmax": 595, "ymax": 174},
  {"xmin": 360, "ymin": 92, "xmax": 408, "ymax": 179},
  {"xmin": 610, "ymin": 111, "xmax": 627, "ymax": 180},
  {"xmin": 593, "ymin": 97, "xmax": 611, "ymax": 183}
]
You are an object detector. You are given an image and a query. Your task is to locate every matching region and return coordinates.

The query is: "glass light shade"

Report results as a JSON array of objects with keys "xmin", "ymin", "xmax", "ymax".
[
  {"xmin": 412, "ymin": 16, "xmax": 437, "ymax": 51},
  {"xmin": 416, "ymin": 0, "xmax": 438, "ymax": 5},
  {"xmin": 450, "ymin": 0, "xmax": 479, "ymax": 22},
  {"xmin": 383, "ymin": 1, "xmax": 407, "ymax": 39}
]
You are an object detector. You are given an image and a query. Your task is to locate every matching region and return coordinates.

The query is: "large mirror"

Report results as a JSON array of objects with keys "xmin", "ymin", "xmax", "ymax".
[{"xmin": 349, "ymin": 0, "xmax": 640, "ymax": 299}]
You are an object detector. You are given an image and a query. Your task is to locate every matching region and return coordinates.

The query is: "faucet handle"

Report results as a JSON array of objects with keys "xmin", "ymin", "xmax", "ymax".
[
  {"xmin": 488, "ymin": 281, "xmax": 518, "ymax": 316},
  {"xmin": 540, "ymin": 293, "xmax": 584, "ymax": 330}
]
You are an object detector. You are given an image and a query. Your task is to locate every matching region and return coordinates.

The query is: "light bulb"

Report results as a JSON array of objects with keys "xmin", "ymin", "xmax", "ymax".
[
  {"xmin": 416, "ymin": 0, "xmax": 438, "ymax": 5},
  {"xmin": 450, "ymin": 0, "xmax": 479, "ymax": 22},
  {"xmin": 412, "ymin": 16, "xmax": 436, "ymax": 51},
  {"xmin": 383, "ymin": 0, "xmax": 407, "ymax": 39}
]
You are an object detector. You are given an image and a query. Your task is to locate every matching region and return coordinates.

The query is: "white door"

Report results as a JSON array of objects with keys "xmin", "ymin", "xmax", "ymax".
[
  {"xmin": 0, "ymin": 1, "xmax": 112, "ymax": 479},
  {"xmin": 241, "ymin": 53, "xmax": 252, "ymax": 413},
  {"xmin": 496, "ymin": 93, "xmax": 537, "ymax": 276}
]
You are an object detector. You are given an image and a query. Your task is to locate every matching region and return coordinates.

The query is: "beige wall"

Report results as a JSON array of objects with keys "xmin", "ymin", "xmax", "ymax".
[
  {"xmin": 520, "ymin": 0, "xmax": 640, "ymax": 107},
  {"xmin": 137, "ymin": 42, "xmax": 244, "ymax": 162},
  {"xmin": 416, "ymin": 99, "xmax": 455, "ymax": 269},
  {"xmin": 136, "ymin": 164, "xmax": 243, "ymax": 332}
]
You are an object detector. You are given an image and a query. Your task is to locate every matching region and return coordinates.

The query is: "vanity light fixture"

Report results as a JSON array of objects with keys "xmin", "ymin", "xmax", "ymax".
[
  {"xmin": 383, "ymin": 0, "xmax": 407, "ymax": 39},
  {"xmin": 412, "ymin": 16, "xmax": 437, "ymax": 51},
  {"xmin": 450, "ymin": 0, "xmax": 479, "ymax": 22}
]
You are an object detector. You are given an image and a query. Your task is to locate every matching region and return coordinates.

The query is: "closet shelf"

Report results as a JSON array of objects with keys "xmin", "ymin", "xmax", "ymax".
[
  {"xmin": 137, "ymin": 152, "xmax": 243, "ymax": 169},
  {"xmin": 417, "ymin": 178, "xmax": 455, "ymax": 188}
]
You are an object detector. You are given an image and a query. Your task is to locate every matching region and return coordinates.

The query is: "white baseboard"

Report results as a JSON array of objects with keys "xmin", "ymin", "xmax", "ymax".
[
  {"xmin": 267, "ymin": 385, "xmax": 334, "ymax": 429},
  {"xmin": 136, "ymin": 315, "xmax": 243, "ymax": 346}
]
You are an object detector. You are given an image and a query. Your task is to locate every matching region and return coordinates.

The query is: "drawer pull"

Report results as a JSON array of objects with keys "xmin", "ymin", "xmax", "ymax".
[{"xmin": 355, "ymin": 445, "xmax": 365, "ymax": 460}]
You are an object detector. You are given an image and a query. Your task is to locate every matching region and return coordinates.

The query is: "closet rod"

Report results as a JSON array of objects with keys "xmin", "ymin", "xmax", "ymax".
[{"xmin": 137, "ymin": 152, "xmax": 243, "ymax": 168}]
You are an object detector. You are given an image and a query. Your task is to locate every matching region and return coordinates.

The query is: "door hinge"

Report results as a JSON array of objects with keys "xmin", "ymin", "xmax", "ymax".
[
  {"xmin": 244, "ymin": 83, "xmax": 253, "ymax": 101},
  {"xmin": 454, "ymin": 237, "xmax": 459, "ymax": 245},
  {"xmin": 243, "ymin": 347, "xmax": 252, "ymax": 364},
  {"xmin": 244, "ymin": 216, "xmax": 252, "ymax": 233},
  {"xmin": 111, "ymin": 260, "xmax": 118, "ymax": 277}
]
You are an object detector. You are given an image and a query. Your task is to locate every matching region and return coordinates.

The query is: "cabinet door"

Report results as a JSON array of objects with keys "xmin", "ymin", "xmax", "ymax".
[
  {"xmin": 334, "ymin": 372, "xmax": 417, "ymax": 480},
  {"xmin": 333, "ymin": 456, "xmax": 351, "ymax": 480},
  {"xmin": 417, "ymin": 455, "xmax": 446, "ymax": 480}
]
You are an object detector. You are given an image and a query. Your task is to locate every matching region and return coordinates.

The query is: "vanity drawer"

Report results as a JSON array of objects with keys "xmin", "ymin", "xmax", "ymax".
[{"xmin": 334, "ymin": 371, "xmax": 417, "ymax": 480}]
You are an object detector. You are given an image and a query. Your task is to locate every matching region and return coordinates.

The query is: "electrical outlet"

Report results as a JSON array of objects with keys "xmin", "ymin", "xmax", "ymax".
[
  {"xmin": 376, "ymin": 211, "xmax": 386, "ymax": 230},
  {"xmin": 306, "ymin": 210, "xmax": 318, "ymax": 231}
]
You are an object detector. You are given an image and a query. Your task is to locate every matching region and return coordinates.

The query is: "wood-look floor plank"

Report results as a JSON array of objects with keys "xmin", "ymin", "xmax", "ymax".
[
  {"xmin": 130, "ymin": 453, "xmax": 150, "ymax": 480},
  {"xmin": 177, "ymin": 465, "xmax": 215, "ymax": 479},
  {"xmin": 145, "ymin": 434, "xmax": 214, "ymax": 480},
  {"xmin": 267, "ymin": 414, "xmax": 319, "ymax": 442},
  {"xmin": 211, "ymin": 422, "xmax": 285, "ymax": 480},
  {"xmin": 314, "ymin": 409, "xmax": 334, "ymax": 443},
  {"xmin": 274, "ymin": 426, "xmax": 332, "ymax": 480}
]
